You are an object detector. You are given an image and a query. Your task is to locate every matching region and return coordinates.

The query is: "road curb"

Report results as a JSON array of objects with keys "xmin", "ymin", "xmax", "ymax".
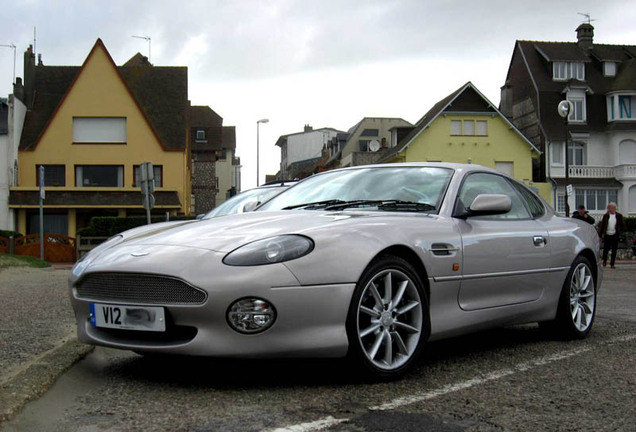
[{"xmin": 0, "ymin": 338, "xmax": 94, "ymax": 424}]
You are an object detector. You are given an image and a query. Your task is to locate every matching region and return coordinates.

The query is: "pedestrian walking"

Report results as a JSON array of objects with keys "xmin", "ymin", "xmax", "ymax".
[
  {"xmin": 598, "ymin": 202, "xmax": 625, "ymax": 269},
  {"xmin": 572, "ymin": 204, "xmax": 595, "ymax": 225}
]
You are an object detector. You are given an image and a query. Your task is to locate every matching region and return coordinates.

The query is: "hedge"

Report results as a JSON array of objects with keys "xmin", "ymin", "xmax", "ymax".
[
  {"xmin": 625, "ymin": 217, "xmax": 636, "ymax": 233},
  {"xmin": 0, "ymin": 230, "xmax": 24, "ymax": 238},
  {"xmin": 76, "ymin": 216, "xmax": 196, "ymax": 237}
]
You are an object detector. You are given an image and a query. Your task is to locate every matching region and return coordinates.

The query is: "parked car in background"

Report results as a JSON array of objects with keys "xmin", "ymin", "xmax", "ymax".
[
  {"xmin": 69, "ymin": 163, "xmax": 601, "ymax": 379},
  {"xmin": 199, "ymin": 181, "xmax": 296, "ymax": 219}
]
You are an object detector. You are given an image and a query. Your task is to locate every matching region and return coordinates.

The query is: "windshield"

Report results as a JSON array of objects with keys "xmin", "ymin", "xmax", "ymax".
[
  {"xmin": 259, "ymin": 166, "xmax": 453, "ymax": 212},
  {"xmin": 202, "ymin": 186, "xmax": 286, "ymax": 219}
]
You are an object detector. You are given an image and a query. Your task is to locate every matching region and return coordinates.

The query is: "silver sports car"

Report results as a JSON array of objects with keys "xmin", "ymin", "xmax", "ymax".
[{"xmin": 69, "ymin": 163, "xmax": 601, "ymax": 379}]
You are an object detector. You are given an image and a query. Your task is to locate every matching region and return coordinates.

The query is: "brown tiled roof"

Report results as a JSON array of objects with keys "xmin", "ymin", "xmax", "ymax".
[
  {"xmin": 8, "ymin": 190, "xmax": 181, "ymax": 207},
  {"xmin": 19, "ymin": 40, "xmax": 188, "ymax": 152},
  {"xmin": 122, "ymin": 53, "xmax": 151, "ymax": 67},
  {"xmin": 609, "ymin": 59, "xmax": 636, "ymax": 91},
  {"xmin": 190, "ymin": 105, "xmax": 222, "ymax": 126},
  {"xmin": 222, "ymin": 126, "xmax": 236, "ymax": 151},
  {"xmin": 534, "ymin": 42, "xmax": 591, "ymax": 62}
]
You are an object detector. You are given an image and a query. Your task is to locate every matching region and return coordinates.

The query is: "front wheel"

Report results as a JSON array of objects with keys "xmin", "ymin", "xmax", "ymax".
[
  {"xmin": 346, "ymin": 255, "xmax": 430, "ymax": 380},
  {"xmin": 544, "ymin": 256, "xmax": 596, "ymax": 339}
]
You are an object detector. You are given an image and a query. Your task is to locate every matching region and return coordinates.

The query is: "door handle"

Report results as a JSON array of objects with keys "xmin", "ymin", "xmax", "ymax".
[{"xmin": 533, "ymin": 236, "xmax": 547, "ymax": 246}]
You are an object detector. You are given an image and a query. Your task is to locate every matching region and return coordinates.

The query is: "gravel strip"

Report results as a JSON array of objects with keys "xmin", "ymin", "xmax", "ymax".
[{"xmin": 0, "ymin": 266, "xmax": 93, "ymax": 423}]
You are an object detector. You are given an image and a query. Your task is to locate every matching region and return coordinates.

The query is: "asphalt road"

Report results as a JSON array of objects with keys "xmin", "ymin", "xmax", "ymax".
[{"xmin": 2, "ymin": 266, "xmax": 635, "ymax": 432}]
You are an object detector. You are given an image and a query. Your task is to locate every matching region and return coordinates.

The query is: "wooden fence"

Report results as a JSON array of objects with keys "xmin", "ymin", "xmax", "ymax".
[{"xmin": 6, "ymin": 234, "xmax": 77, "ymax": 263}]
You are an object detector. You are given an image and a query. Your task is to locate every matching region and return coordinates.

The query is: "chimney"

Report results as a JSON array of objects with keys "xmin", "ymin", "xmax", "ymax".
[
  {"xmin": 24, "ymin": 45, "xmax": 36, "ymax": 108},
  {"xmin": 13, "ymin": 77, "xmax": 25, "ymax": 102},
  {"xmin": 304, "ymin": 124, "xmax": 313, "ymax": 133},
  {"xmin": 576, "ymin": 23, "xmax": 594, "ymax": 51},
  {"xmin": 500, "ymin": 80, "xmax": 513, "ymax": 119}
]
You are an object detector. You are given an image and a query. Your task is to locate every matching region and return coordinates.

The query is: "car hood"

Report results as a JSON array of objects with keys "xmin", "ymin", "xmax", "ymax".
[{"xmin": 116, "ymin": 210, "xmax": 434, "ymax": 253}]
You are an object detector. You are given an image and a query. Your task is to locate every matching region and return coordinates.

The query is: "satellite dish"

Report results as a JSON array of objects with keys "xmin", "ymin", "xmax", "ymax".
[
  {"xmin": 557, "ymin": 100, "xmax": 573, "ymax": 118},
  {"xmin": 369, "ymin": 140, "xmax": 381, "ymax": 152}
]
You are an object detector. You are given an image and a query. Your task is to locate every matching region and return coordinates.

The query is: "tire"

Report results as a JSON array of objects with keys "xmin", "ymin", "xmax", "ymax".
[
  {"xmin": 346, "ymin": 255, "xmax": 430, "ymax": 380},
  {"xmin": 544, "ymin": 256, "xmax": 596, "ymax": 339}
]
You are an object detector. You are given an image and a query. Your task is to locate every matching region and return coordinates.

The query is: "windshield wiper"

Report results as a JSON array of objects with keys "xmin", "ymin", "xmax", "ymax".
[
  {"xmin": 322, "ymin": 200, "xmax": 436, "ymax": 212},
  {"xmin": 282, "ymin": 199, "xmax": 347, "ymax": 210}
]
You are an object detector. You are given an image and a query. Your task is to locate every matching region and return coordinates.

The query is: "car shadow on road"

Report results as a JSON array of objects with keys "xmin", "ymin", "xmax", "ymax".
[{"xmin": 100, "ymin": 323, "xmax": 579, "ymax": 389}]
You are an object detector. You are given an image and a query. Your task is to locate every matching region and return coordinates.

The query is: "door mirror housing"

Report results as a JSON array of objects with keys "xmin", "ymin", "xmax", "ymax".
[{"xmin": 455, "ymin": 194, "xmax": 512, "ymax": 219}]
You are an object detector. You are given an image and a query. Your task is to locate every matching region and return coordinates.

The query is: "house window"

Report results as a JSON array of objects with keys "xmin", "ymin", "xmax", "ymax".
[
  {"xmin": 361, "ymin": 129, "xmax": 379, "ymax": 137},
  {"xmin": 575, "ymin": 189, "xmax": 618, "ymax": 211},
  {"xmin": 219, "ymin": 148, "xmax": 227, "ymax": 160},
  {"xmin": 619, "ymin": 95, "xmax": 632, "ymax": 119},
  {"xmin": 133, "ymin": 165, "xmax": 163, "ymax": 187},
  {"xmin": 568, "ymin": 97, "xmax": 586, "ymax": 122},
  {"xmin": 37, "ymin": 165, "xmax": 65, "ymax": 186},
  {"xmin": 450, "ymin": 120, "xmax": 462, "ymax": 135},
  {"xmin": 359, "ymin": 140, "xmax": 370, "ymax": 152},
  {"xmin": 568, "ymin": 142, "xmax": 585, "ymax": 166},
  {"xmin": 603, "ymin": 62, "xmax": 617, "ymax": 77},
  {"xmin": 608, "ymin": 96, "xmax": 615, "ymax": 120},
  {"xmin": 553, "ymin": 62, "xmax": 585, "ymax": 81},
  {"xmin": 196, "ymin": 129, "xmax": 206, "ymax": 141},
  {"xmin": 551, "ymin": 142, "xmax": 564, "ymax": 165},
  {"xmin": 463, "ymin": 120, "xmax": 475, "ymax": 136},
  {"xmin": 28, "ymin": 213, "xmax": 68, "ymax": 235},
  {"xmin": 75, "ymin": 165, "xmax": 124, "ymax": 187},
  {"xmin": 476, "ymin": 120, "xmax": 488, "ymax": 136},
  {"xmin": 73, "ymin": 117, "xmax": 127, "ymax": 143}
]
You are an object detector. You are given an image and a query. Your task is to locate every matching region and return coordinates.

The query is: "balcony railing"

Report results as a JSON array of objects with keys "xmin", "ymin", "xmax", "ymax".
[{"xmin": 564, "ymin": 164, "xmax": 636, "ymax": 180}]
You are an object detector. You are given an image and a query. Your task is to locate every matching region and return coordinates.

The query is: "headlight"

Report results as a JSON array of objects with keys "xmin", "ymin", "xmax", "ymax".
[
  {"xmin": 71, "ymin": 234, "xmax": 123, "ymax": 278},
  {"xmin": 227, "ymin": 297, "xmax": 276, "ymax": 334},
  {"xmin": 223, "ymin": 235, "xmax": 314, "ymax": 266}
]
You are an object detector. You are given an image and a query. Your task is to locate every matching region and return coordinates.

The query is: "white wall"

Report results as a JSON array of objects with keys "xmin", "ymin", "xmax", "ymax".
[
  {"xmin": 286, "ymin": 129, "xmax": 339, "ymax": 167},
  {"xmin": 0, "ymin": 95, "xmax": 26, "ymax": 230}
]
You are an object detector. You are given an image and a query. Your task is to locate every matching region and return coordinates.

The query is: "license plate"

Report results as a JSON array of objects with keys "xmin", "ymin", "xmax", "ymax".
[{"xmin": 90, "ymin": 303, "xmax": 166, "ymax": 332}]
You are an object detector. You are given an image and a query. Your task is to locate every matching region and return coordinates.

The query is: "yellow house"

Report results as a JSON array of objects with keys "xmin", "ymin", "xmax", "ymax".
[
  {"xmin": 382, "ymin": 82, "xmax": 551, "ymax": 200},
  {"xmin": 9, "ymin": 40, "xmax": 191, "ymax": 236}
]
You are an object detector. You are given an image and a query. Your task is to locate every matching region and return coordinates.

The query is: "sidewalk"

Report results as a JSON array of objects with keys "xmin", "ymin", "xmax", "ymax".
[{"xmin": 0, "ymin": 266, "xmax": 93, "ymax": 423}]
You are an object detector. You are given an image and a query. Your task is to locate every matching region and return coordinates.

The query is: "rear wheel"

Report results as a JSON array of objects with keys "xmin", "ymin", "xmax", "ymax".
[
  {"xmin": 346, "ymin": 255, "xmax": 429, "ymax": 379},
  {"xmin": 544, "ymin": 256, "xmax": 596, "ymax": 339}
]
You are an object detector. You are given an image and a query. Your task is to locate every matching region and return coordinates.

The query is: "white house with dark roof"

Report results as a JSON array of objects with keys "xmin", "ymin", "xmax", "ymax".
[{"xmin": 501, "ymin": 23, "xmax": 636, "ymax": 217}]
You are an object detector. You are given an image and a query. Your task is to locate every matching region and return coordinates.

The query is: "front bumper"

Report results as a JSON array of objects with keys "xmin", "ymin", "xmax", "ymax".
[{"xmin": 70, "ymin": 245, "xmax": 355, "ymax": 358}]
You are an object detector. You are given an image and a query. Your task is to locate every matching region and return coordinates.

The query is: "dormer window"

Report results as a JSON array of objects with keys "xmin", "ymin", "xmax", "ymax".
[
  {"xmin": 566, "ymin": 90, "xmax": 586, "ymax": 123},
  {"xmin": 553, "ymin": 62, "xmax": 585, "ymax": 81},
  {"xmin": 603, "ymin": 62, "xmax": 617, "ymax": 77},
  {"xmin": 196, "ymin": 129, "xmax": 206, "ymax": 141}
]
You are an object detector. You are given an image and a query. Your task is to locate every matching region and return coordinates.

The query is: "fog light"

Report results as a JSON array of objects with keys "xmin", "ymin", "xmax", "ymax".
[{"xmin": 227, "ymin": 298, "xmax": 276, "ymax": 334}]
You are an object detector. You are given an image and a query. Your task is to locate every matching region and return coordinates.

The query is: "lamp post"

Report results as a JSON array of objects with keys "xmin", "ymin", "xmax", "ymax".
[
  {"xmin": 557, "ymin": 100, "xmax": 573, "ymax": 217},
  {"xmin": 256, "ymin": 118, "xmax": 269, "ymax": 186}
]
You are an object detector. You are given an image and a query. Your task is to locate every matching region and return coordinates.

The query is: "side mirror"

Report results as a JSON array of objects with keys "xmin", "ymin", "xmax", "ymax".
[
  {"xmin": 241, "ymin": 200, "xmax": 260, "ymax": 213},
  {"xmin": 455, "ymin": 194, "xmax": 511, "ymax": 219},
  {"xmin": 195, "ymin": 214, "xmax": 205, "ymax": 220}
]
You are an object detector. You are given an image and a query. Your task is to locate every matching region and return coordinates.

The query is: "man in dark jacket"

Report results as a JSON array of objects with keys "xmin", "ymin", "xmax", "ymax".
[
  {"xmin": 572, "ymin": 205, "xmax": 595, "ymax": 225},
  {"xmin": 598, "ymin": 202, "xmax": 625, "ymax": 269}
]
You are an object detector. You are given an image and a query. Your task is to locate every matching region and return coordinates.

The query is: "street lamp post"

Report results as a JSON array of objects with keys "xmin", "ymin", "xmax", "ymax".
[
  {"xmin": 256, "ymin": 118, "xmax": 269, "ymax": 186},
  {"xmin": 557, "ymin": 100, "xmax": 573, "ymax": 217}
]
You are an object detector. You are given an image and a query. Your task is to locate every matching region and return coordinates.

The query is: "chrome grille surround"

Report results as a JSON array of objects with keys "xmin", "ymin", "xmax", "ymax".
[{"xmin": 75, "ymin": 272, "xmax": 207, "ymax": 305}]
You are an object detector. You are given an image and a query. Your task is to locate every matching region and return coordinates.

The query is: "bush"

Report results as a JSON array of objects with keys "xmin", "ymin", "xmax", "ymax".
[
  {"xmin": 0, "ymin": 230, "xmax": 24, "ymax": 238},
  {"xmin": 76, "ymin": 216, "xmax": 196, "ymax": 237}
]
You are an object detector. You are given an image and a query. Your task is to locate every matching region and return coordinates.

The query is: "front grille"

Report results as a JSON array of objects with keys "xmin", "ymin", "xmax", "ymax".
[{"xmin": 76, "ymin": 273, "xmax": 207, "ymax": 305}]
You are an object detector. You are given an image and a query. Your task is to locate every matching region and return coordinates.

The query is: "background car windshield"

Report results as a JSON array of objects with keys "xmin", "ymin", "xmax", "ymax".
[
  {"xmin": 202, "ymin": 187, "xmax": 284, "ymax": 219},
  {"xmin": 259, "ymin": 167, "xmax": 453, "ymax": 211}
]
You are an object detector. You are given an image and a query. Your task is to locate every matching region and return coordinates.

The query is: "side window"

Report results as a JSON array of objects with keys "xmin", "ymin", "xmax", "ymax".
[
  {"xmin": 457, "ymin": 173, "xmax": 531, "ymax": 220},
  {"xmin": 511, "ymin": 181, "xmax": 545, "ymax": 218}
]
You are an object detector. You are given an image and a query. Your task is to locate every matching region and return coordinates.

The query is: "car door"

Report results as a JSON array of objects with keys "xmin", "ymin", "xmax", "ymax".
[{"xmin": 454, "ymin": 172, "xmax": 551, "ymax": 311}]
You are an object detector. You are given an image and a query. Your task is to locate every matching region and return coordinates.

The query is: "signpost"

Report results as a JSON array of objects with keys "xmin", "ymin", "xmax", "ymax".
[
  {"xmin": 139, "ymin": 162, "xmax": 155, "ymax": 224},
  {"xmin": 39, "ymin": 165, "xmax": 45, "ymax": 260}
]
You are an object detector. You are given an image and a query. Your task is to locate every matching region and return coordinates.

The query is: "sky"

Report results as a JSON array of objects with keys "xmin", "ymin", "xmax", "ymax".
[{"xmin": 2, "ymin": 0, "xmax": 635, "ymax": 189}]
